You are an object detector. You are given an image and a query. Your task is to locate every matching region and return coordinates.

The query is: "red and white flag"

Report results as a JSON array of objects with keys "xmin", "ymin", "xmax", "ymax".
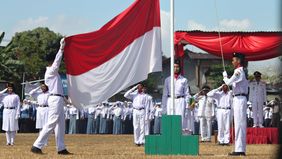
[{"xmin": 64, "ymin": 0, "xmax": 162, "ymax": 107}]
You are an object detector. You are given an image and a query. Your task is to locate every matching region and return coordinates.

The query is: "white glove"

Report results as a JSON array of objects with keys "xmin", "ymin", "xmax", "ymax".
[
  {"xmin": 60, "ymin": 38, "xmax": 65, "ymax": 50},
  {"xmin": 15, "ymin": 114, "xmax": 20, "ymax": 120},
  {"xmin": 222, "ymin": 71, "xmax": 228, "ymax": 78}
]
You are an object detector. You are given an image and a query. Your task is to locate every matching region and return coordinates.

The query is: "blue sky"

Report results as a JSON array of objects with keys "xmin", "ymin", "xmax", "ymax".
[{"xmin": 0, "ymin": 0, "xmax": 281, "ymax": 59}]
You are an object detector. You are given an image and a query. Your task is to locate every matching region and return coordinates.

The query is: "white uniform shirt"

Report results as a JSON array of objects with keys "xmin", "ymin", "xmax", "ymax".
[
  {"xmin": 124, "ymin": 90, "xmax": 147, "ymax": 110},
  {"xmin": 207, "ymin": 89, "xmax": 233, "ymax": 109},
  {"xmin": 162, "ymin": 75, "xmax": 191, "ymax": 108},
  {"xmin": 224, "ymin": 67, "xmax": 248, "ymax": 95},
  {"xmin": 249, "ymin": 81, "xmax": 267, "ymax": 103},
  {"xmin": 154, "ymin": 107, "xmax": 162, "ymax": 117},
  {"xmin": 113, "ymin": 106, "xmax": 123, "ymax": 117},
  {"xmin": 88, "ymin": 107, "xmax": 95, "ymax": 115},
  {"xmin": 45, "ymin": 50, "xmax": 64, "ymax": 95},
  {"xmin": 194, "ymin": 94, "xmax": 215, "ymax": 117},
  {"xmin": 69, "ymin": 106, "xmax": 79, "ymax": 119},
  {"xmin": 29, "ymin": 88, "xmax": 49, "ymax": 106},
  {"xmin": 0, "ymin": 93, "xmax": 21, "ymax": 115}
]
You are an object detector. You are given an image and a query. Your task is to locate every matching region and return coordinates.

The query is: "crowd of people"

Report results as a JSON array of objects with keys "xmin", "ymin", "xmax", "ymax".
[{"xmin": 0, "ymin": 39, "xmax": 281, "ymax": 156}]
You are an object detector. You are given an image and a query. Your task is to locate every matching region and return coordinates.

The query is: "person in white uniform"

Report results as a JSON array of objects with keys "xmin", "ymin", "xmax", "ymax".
[
  {"xmin": 0, "ymin": 83, "xmax": 21, "ymax": 146},
  {"xmin": 124, "ymin": 83, "xmax": 147, "ymax": 146},
  {"xmin": 248, "ymin": 71, "xmax": 267, "ymax": 128},
  {"xmin": 223, "ymin": 52, "xmax": 248, "ymax": 156},
  {"xmin": 207, "ymin": 84, "xmax": 233, "ymax": 145},
  {"xmin": 162, "ymin": 59, "xmax": 191, "ymax": 130},
  {"xmin": 143, "ymin": 87, "xmax": 153, "ymax": 136},
  {"xmin": 29, "ymin": 83, "xmax": 49, "ymax": 132},
  {"xmin": 194, "ymin": 86, "xmax": 215, "ymax": 142},
  {"xmin": 31, "ymin": 38, "xmax": 72, "ymax": 155}
]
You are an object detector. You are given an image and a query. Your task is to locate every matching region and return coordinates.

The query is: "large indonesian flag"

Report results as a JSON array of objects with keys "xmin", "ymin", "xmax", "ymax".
[{"xmin": 64, "ymin": 0, "xmax": 162, "ymax": 107}]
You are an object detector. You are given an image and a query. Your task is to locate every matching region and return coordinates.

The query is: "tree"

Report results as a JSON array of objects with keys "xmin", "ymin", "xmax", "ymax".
[
  {"xmin": 206, "ymin": 64, "xmax": 234, "ymax": 88},
  {"xmin": 4, "ymin": 27, "xmax": 63, "ymax": 81},
  {"xmin": 0, "ymin": 32, "xmax": 24, "ymax": 81},
  {"xmin": 0, "ymin": 28, "xmax": 63, "ymax": 97}
]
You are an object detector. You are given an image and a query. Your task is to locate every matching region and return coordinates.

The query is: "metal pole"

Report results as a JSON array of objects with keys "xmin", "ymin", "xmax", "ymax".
[{"xmin": 170, "ymin": 0, "xmax": 175, "ymax": 115}]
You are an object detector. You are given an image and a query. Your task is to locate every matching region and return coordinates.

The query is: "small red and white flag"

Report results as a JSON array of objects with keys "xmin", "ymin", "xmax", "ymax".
[{"xmin": 64, "ymin": 0, "xmax": 162, "ymax": 107}]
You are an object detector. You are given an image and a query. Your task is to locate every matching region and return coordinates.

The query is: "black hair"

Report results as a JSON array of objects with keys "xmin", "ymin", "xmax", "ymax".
[{"xmin": 45, "ymin": 53, "xmax": 56, "ymax": 63}]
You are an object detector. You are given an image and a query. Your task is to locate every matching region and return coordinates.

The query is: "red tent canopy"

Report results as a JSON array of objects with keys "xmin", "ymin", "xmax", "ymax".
[{"xmin": 174, "ymin": 31, "xmax": 282, "ymax": 61}]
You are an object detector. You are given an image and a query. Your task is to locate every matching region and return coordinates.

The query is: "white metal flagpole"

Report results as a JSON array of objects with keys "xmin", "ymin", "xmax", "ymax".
[{"xmin": 170, "ymin": 0, "xmax": 175, "ymax": 115}]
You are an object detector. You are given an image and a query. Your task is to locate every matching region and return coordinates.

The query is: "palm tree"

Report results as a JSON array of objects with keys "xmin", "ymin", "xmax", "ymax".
[{"xmin": 0, "ymin": 32, "xmax": 24, "ymax": 81}]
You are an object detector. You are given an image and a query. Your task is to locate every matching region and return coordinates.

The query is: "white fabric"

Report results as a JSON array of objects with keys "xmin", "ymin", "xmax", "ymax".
[
  {"xmin": 29, "ymin": 89, "xmax": 50, "ymax": 129},
  {"xmin": 217, "ymin": 109, "xmax": 231, "ymax": 144},
  {"xmin": 207, "ymin": 88, "xmax": 232, "ymax": 144},
  {"xmin": 199, "ymin": 117, "xmax": 212, "ymax": 141},
  {"xmin": 194, "ymin": 95, "xmax": 215, "ymax": 118},
  {"xmin": 224, "ymin": 67, "xmax": 248, "ymax": 152},
  {"xmin": 1, "ymin": 93, "xmax": 20, "ymax": 131},
  {"xmin": 264, "ymin": 109, "xmax": 272, "ymax": 119},
  {"xmin": 223, "ymin": 67, "xmax": 248, "ymax": 95},
  {"xmin": 33, "ymin": 49, "xmax": 66, "ymax": 151},
  {"xmin": 113, "ymin": 107, "xmax": 123, "ymax": 117},
  {"xmin": 207, "ymin": 89, "xmax": 233, "ymax": 109},
  {"xmin": 132, "ymin": 109, "xmax": 145, "ymax": 144},
  {"xmin": 162, "ymin": 75, "xmax": 191, "ymax": 114},
  {"xmin": 233, "ymin": 96, "xmax": 247, "ymax": 152},
  {"xmin": 69, "ymin": 107, "xmax": 79, "ymax": 119},
  {"xmin": 88, "ymin": 107, "xmax": 95, "ymax": 115},
  {"xmin": 154, "ymin": 107, "xmax": 162, "ymax": 117},
  {"xmin": 124, "ymin": 90, "xmax": 146, "ymax": 110},
  {"xmin": 67, "ymin": 27, "xmax": 162, "ymax": 108},
  {"xmin": 36, "ymin": 107, "xmax": 49, "ymax": 129},
  {"xmin": 45, "ymin": 50, "xmax": 64, "ymax": 95},
  {"xmin": 33, "ymin": 96, "xmax": 66, "ymax": 151},
  {"xmin": 125, "ymin": 90, "xmax": 148, "ymax": 144},
  {"xmin": 249, "ymin": 81, "xmax": 266, "ymax": 126}
]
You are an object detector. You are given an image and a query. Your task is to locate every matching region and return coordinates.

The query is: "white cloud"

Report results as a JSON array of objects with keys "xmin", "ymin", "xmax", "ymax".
[
  {"xmin": 219, "ymin": 19, "xmax": 251, "ymax": 31},
  {"xmin": 187, "ymin": 19, "xmax": 252, "ymax": 31},
  {"xmin": 187, "ymin": 20, "xmax": 207, "ymax": 30},
  {"xmin": 12, "ymin": 15, "xmax": 93, "ymax": 37},
  {"xmin": 160, "ymin": 10, "xmax": 171, "ymax": 57}
]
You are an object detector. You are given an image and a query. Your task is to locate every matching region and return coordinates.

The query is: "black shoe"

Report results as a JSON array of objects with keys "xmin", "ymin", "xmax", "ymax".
[
  {"xmin": 224, "ymin": 143, "xmax": 230, "ymax": 146},
  {"xmin": 228, "ymin": 152, "xmax": 246, "ymax": 156},
  {"xmin": 58, "ymin": 149, "xmax": 73, "ymax": 155},
  {"xmin": 218, "ymin": 142, "xmax": 224, "ymax": 146},
  {"xmin": 136, "ymin": 144, "xmax": 141, "ymax": 147},
  {"xmin": 31, "ymin": 146, "xmax": 43, "ymax": 154}
]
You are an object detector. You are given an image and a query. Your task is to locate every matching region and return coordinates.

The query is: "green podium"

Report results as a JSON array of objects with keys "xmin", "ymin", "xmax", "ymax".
[{"xmin": 145, "ymin": 115, "xmax": 199, "ymax": 155}]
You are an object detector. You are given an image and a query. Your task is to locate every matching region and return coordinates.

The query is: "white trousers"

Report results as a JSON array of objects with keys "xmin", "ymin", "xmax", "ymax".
[
  {"xmin": 133, "ymin": 109, "xmax": 145, "ymax": 144},
  {"xmin": 233, "ymin": 96, "xmax": 247, "ymax": 152},
  {"xmin": 217, "ymin": 109, "xmax": 231, "ymax": 144},
  {"xmin": 167, "ymin": 97, "xmax": 186, "ymax": 129},
  {"xmin": 252, "ymin": 100, "xmax": 264, "ymax": 126},
  {"xmin": 199, "ymin": 116, "xmax": 212, "ymax": 140},
  {"xmin": 5, "ymin": 131, "xmax": 16, "ymax": 144},
  {"xmin": 144, "ymin": 120, "xmax": 150, "ymax": 136},
  {"xmin": 33, "ymin": 96, "xmax": 66, "ymax": 151}
]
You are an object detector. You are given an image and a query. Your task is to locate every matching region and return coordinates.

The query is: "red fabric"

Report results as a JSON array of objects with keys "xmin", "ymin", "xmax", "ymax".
[
  {"xmin": 230, "ymin": 128, "xmax": 279, "ymax": 144},
  {"xmin": 64, "ymin": 0, "xmax": 161, "ymax": 75},
  {"xmin": 175, "ymin": 31, "xmax": 282, "ymax": 61}
]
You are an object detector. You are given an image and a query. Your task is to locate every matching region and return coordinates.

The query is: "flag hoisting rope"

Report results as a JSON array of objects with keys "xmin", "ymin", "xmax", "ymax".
[{"xmin": 213, "ymin": 0, "xmax": 226, "ymax": 72}]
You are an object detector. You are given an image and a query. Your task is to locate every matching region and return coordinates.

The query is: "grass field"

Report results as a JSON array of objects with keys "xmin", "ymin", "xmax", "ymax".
[{"xmin": 0, "ymin": 133, "xmax": 279, "ymax": 159}]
